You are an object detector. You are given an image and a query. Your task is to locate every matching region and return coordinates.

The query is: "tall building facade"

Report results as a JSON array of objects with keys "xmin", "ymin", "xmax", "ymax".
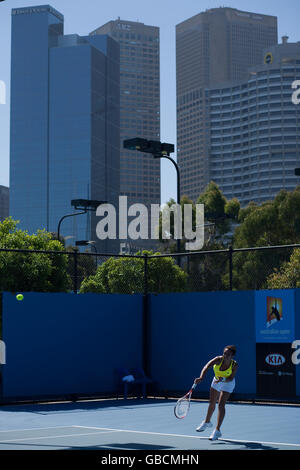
[
  {"xmin": 10, "ymin": 5, "xmax": 120, "ymax": 252},
  {"xmin": 0, "ymin": 185, "xmax": 9, "ymax": 222},
  {"xmin": 208, "ymin": 38, "xmax": 300, "ymax": 206},
  {"xmin": 176, "ymin": 7, "xmax": 278, "ymax": 201},
  {"xmin": 90, "ymin": 19, "xmax": 160, "ymax": 252}
]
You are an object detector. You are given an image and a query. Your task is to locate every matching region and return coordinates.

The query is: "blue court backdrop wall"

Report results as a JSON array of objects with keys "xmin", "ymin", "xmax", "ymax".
[
  {"xmin": 1, "ymin": 292, "xmax": 143, "ymax": 398},
  {"xmin": 1, "ymin": 289, "xmax": 300, "ymax": 400},
  {"xmin": 149, "ymin": 291, "xmax": 256, "ymax": 396},
  {"xmin": 295, "ymin": 289, "xmax": 300, "ymax": 396}
]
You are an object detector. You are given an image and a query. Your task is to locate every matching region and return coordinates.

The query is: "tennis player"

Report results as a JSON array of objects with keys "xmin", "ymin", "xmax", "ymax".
[{"xmin": 194, "ymin": 345, "xmax": 238, "ymax": 441}]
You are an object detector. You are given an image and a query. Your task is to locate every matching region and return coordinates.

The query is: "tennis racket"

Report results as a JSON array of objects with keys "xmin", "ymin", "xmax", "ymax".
[{"xmin": 174, "ymin": 383, "xmax": 197, "ymax": 419}]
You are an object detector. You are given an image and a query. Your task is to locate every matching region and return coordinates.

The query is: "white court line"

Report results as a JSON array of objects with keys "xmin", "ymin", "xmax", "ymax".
[
  {"xmin": 0, "ymin": 426, "xmax": 78, "ymax": 434},
  {"xmin": 0, "ymin": 430, "xmax": 118, "ymax": 443},
  {"xmin": 73, "ymin": 425, "xmax": 300, "ymax": 448}
]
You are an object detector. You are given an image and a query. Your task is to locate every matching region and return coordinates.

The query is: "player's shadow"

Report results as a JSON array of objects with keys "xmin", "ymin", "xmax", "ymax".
[
  {"xmin": 213, "ymin": 440, "xmax": 278, "ymax": 450},
  {"xmin": 0, "ymin": 442, "xmax": 174, "ymax": 450}
]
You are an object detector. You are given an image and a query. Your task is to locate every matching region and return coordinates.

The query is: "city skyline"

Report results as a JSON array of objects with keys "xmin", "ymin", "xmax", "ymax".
[
  {"xmin": 9, "ymin": 6, "xmax": 120, "ymax": 252},
  {"xmin": 90, "ymin": 18, "xmax": 161, "ymax": 251},
  {"xmin": 208, "ymin": 38, "xmax": 300, "ymax": 205},
  {"xmin": 1, "ymin": 0, "xmax": 300, "ymax": 206},
  {"xmin": 176, "ymin": 7, "xmax": 279, "ymax": 202}
]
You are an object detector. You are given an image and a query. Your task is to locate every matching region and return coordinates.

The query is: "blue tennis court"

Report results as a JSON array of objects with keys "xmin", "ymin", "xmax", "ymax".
[{"xmin": 0, "ymin": 398, "xmax": 299, "ymax": 450}]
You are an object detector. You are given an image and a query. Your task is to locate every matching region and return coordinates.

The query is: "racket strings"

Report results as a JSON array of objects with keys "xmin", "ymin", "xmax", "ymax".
[{"xmin": 175, "ymin": 395, "xmax": 190, "ymax": 418}]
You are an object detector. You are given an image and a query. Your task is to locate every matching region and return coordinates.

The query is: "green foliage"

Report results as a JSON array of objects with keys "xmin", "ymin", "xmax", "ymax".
[
  {"xmin": 225, "ymin": 197, "xmax": 240, "ymax": 220},
  {"xmin": 158, "ymin": 196, "xmax": 196, "ymax": 253},
  {"xmin": 267, "ymin": 248, "xmax": 300, "ymax": 289},
  {"xmin": 197, "ymin": 181, "xmax": 226, "ymax": 218},
  {"xmin": 187, "ymin": 242, "xmax": 229, "ymax": 292},
  {"xmin": 0, "ymin": 217, "xmax": 71, "ymax": 292},
  {"xmin": 80, "ymin": 250, "xmax": 188, "ymax": 294},
  {"xmin": 66, "ymin": 246, "xmax": 97, "ymax": 291},
  {"xmin": 234, "ymin": 187, "xmax": 300, "ymax": 248},
  {"xmin": 159, "ymin": 182, "xmax": 239, "ymax": 253},
  {"xmin": 230, "ymin": 187, "xmax": 300, "ymax": 290}
]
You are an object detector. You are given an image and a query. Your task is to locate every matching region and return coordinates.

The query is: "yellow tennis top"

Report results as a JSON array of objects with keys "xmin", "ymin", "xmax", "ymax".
[{"xmin": 213, "ymin": 358, "xmax": 234, "ymax": 379}]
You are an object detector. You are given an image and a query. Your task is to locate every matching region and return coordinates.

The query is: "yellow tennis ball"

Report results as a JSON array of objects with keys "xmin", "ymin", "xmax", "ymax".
[{"xmin": 16, "ymin": 294, "xmax": 24, "ymax": 301}]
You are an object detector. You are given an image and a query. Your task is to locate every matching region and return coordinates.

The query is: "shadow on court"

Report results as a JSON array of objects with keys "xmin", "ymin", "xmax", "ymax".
[
  {"xmin": 0, "ymin": 441, "xmax": 174, "ymax": 450},
  {"xmin": 215, "ymin": 440, "xmax": 278, "ymax": 450},
  {"xmin": 0, "ymin": 398, "xmax": 161, "ymax": 414},
  {"xmin": 99, "ymin": 443, "xmax": 173, "ymax": 450}
]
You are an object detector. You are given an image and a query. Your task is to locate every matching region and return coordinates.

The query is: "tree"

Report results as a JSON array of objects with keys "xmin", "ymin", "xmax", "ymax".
[
  {"xmin": 158, "ymin": 182, "xmax": 240, "ymax": 253},
  {"xmin": 0, "ymin": 218, "xmax": 71, "ymax": 292},
  {"xmin": 158, "ymin": 195, "xmax": 196, "ymax": 253},
  {"xmin": 197, "ymin": 181, "xmax": 239, "ymax": 241},
  {"xmin": 267, "ymin": 248, "xmax": 300, "ymax": 289},
  {"xmin": 65, "ymin": 246, "xmax": 98, "ymax": 292},
  {"xmin": 79, "ymin": 250, "xmax": 188, "ymax": 294},
  {"xmin": 234, "ymin": 187, "xmax": 300, "ymax": 248},
  {"xmin": 230, "ymin": 187, "xmax": 300, "ymax": 290},
  {"xmin": 156, "ymin": 183, "xmax": 241, "ymax": 291}
]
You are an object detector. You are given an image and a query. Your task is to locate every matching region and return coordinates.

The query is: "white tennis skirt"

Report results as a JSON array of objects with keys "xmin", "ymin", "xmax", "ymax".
[{"xmin": 211, "ymin": 377, "xmax": 236, "ymax": 394}]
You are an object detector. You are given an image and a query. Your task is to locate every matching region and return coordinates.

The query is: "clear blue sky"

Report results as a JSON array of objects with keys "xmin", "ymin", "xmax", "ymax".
[{"xmin": 0, "ymin": 0, "xmax": 299, "ymax": 204}]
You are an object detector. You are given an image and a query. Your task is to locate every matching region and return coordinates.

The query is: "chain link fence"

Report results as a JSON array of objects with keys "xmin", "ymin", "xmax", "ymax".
[{"xmin": 0, "ymin": 244, "xmax": 299, "ymax": 297}]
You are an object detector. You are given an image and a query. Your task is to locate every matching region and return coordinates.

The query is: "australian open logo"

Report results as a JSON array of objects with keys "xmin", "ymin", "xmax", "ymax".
[{"xmin": 266, "ymin": 297, "xmax": 282, "ymax": 328}]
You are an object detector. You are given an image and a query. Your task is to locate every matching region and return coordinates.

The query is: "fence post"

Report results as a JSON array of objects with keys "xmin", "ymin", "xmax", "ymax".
[
  {"xmin": 143, "ymin": 253, "xmax": 150, "ymax": 377},
  {"xmin": 144, "ymin": 253, "xmax": 148, "ymax": 297},
  {"xmin": 229, "ymin": 245, "xmax": 233, "ymax": 291},
  {"xmin": 73, "ymin": 249, "xmax": 78, "ymax": 294}
]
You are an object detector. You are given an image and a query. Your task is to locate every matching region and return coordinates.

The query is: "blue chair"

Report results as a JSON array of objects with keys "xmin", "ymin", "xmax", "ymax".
[
  {"xmin": 114, "ymin": 367, "xmax": 132, "ymax": 399},
  {"xmin": 129, "ymin": 367, "xmax": 154, "ymax": 399},
  {"xmin": 114, "ymin": 367, "xmax": 154, "ymax": 399}
]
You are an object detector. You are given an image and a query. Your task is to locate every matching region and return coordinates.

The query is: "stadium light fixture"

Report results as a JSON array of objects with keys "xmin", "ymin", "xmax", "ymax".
[
  {"xmin": 124, "ymin": 138, "xmax": 181, "ymax": 256},
  {"xmin": 71, "ymin": 199, "xmax": 106, "ymax": 211},
  {"xmin": 57, "ymin": 199, "xmax": 106, "ymax": 241}
]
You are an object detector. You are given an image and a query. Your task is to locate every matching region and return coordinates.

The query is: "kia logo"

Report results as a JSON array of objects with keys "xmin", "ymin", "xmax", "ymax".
[{"xmin": 265, "ymin": 354, "xmax": 286, "ymax": 366}]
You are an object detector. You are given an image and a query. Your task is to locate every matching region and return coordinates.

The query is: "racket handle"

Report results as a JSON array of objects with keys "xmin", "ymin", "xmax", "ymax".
[{"xmin": 192, "ymin": 383, "xmax": 197, "ymax": 390}]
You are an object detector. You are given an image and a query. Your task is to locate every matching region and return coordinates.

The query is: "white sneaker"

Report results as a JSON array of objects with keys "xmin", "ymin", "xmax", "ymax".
[
  {"xmin": 196, "ymin": 421, "xmax": 213, "ymax": 432},
  {"xmin": 209, "ymin": 429, "xmax": 222, "ymax": 441}
]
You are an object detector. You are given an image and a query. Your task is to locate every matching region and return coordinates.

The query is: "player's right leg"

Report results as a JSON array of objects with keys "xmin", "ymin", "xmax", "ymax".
[{"xmin": 196, "ymin": 387, "xmax": 219, "ymax": 432}]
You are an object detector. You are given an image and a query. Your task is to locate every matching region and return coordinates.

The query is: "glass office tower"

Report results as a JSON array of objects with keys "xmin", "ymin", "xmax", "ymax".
[
  {"xmin": 10, "ymin": 6, "xmax": 120, "ymax": 253},
  {"xmin": 90, "ymin": 19, "xmax": 160, "ymax": 252},
  {"xmin": 0, "ymin": 185, "xmax": 9, "ymax": 222}
]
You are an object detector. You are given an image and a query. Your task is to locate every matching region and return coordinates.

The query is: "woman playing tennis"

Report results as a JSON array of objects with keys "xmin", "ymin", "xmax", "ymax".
[{"xmin": 194, "ymin": 345, "xmax": 238, "ymax": 441}]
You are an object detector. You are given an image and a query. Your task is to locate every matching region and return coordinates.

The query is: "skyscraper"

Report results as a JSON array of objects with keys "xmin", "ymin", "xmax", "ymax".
[
  {"xmin": 10, "ymin": 5, "xmax": 120, "ymax": 252},
  {"xmin": 208, "ymin": 37, "xmax": 300, "ymax": 206},
  {"xmin": 176, "ymin": 7, "xmax": 278, "ymax": 201},
  {"xmin": 0, "ymin": 185, "xmax": 9, "ymax": 222},
  {"xmin": 90, "ymin": 19, "xmax": 160, "ymax": 252}
]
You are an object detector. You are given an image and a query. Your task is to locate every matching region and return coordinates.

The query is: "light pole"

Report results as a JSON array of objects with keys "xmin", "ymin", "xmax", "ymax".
[
  {"xmin": 123, "ymin": 138, "xmax": 181, "ymax": 256},
  {"xmin": 57, "ymin": 199, "xmax": 106, "ymax": 242}
]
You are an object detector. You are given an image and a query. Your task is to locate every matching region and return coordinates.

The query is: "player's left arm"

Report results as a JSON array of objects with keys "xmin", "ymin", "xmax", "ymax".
[{"xmin": 225, "ymin": 361, "xmax": 238, "ymax": 382}]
